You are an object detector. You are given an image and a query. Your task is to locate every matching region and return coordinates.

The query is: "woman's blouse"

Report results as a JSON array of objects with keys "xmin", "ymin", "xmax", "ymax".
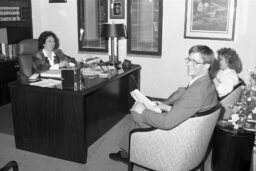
[
  {"xmin": 215, "ymin": 68, "xmax": 239, "ymax": 97},
  {"xmin": 32, "ymin": 49, "xmax": 76, "ymax": 73}
]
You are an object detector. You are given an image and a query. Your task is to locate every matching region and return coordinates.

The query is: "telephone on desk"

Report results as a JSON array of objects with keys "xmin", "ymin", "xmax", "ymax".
[{"xmin": 122, "ymin": 59, "xmax": 132, "ymax": 69}]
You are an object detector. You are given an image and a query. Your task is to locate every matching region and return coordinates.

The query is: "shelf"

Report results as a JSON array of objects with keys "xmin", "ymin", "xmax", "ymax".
[{"xmin": 0, "ymin": 0, "xmax": 32, "ymax": 43}]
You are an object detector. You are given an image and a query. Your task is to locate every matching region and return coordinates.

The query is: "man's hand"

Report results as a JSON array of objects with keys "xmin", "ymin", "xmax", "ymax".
[
  {"xmin": 130, "ymin": 102, "xmax": 146, "ymax": 114},
  {"xmin": 154, "ymin": 101, "xmax": 171, "ymax": 112}
]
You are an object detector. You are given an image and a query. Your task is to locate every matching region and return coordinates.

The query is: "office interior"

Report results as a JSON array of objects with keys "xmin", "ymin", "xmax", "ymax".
[
  {"xmin": 1, "ymin": 0, "xmax": 256, "ymax": 170},
  {"xmin": 30, "ymin": 0, "xmax": 256, "ymax": 99},
  {"xmin": 0, "ymin": 0, "xmax": 255, "ymax": 98}
]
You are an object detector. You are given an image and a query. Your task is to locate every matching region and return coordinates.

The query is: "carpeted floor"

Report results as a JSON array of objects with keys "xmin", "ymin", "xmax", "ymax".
[
  {"xmin": 0, "ymin": 103, "xmax": 217, "ymax": 171},
  {"xmin": 0, "ymin": 103, "xmax": 13, "ymax": 135},
  {"xmin": 1, "ymin": 103, "xmax": 255, "ymax": 171},
  {"xmin": 0, "ymin": 103, "xmax": 148, "ymax": 171}
]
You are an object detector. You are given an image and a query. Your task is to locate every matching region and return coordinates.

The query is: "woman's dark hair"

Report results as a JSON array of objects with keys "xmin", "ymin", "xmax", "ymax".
[
  {"xmin": 38, "ymin": 31, "xmax": 59, "ymax": 50},
  {"xmin": 217, "ymin": 47, "xmax": 242, "ymax": 73}
]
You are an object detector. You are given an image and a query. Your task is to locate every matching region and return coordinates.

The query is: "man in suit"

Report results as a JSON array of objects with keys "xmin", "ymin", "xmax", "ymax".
[{"xmin": 109, "ymin": 45, "xmax": 218, "ymax": 163}]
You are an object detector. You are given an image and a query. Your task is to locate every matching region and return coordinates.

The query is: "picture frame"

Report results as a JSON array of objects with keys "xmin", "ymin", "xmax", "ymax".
[
  {"xmin": 49, "ymin": 0, "xmax": 67, "ymax": 3},
  {"xmin": 110, "ymin": 0, "xmax": 125, "ymax": 19},
  {"xmin": 184, "ymin": 0, "xmax": 237, "ymax": 41}
]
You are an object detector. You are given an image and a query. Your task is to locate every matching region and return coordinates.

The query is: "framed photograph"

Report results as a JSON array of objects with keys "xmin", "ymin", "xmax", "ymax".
[
  {"xmin": 184, "ymin": 0, "xmax": 237, "ymax": 41},
  {"xmin": 110, "ymin": 0, "xmax": 125, "ymax": 19},
  {"xmin": 49, "ymin": 0, "xmax": 67, "ymax": 3}
]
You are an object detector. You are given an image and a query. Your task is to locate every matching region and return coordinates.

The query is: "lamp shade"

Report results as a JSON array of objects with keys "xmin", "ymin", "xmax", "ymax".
[{"xmin": 101, "ymin": 23, "xmax": 127, "ymax": 38}]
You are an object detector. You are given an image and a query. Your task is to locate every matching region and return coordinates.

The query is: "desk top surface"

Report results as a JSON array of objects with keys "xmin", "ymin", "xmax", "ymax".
[{"xmin": 9, "ymin": 64, "xmax": 141, "ymax": 96}]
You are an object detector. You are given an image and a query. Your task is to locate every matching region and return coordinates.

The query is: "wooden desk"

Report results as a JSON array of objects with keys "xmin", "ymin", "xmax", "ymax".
[{"xmin": 9, "ymin": 65, "xmax": 141, "ymax": 163}]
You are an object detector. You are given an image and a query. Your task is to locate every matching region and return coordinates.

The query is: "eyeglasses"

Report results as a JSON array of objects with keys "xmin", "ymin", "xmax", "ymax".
[{"xmin": 184, "ymin": 57, "xmax": 204, "ymax": 65}]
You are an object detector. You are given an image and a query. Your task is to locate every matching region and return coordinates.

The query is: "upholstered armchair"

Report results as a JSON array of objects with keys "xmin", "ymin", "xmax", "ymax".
[
  {"xmin": 16, "ymin": 39, "xmax": 38, "ymax": 84},
  {"xmin": 219, "ymin": 78, "xmax": 245, "ymax": 119},
  {"xmin": 128, "ymin": 104, "xmax": 221, "ymax": 171}
]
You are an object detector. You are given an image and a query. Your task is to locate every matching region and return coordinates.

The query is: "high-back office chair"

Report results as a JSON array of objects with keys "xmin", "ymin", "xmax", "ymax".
[
  {"xmin": 128, "ymin": 104, "xmax": 221, "ymax": 171},
  {"xmin": 16, "ymin": 39, "xmax": 38, "ymax": 83},
  {"xmin": 0, "ymin": 161, "xmax": 18, "ymax": 171}
]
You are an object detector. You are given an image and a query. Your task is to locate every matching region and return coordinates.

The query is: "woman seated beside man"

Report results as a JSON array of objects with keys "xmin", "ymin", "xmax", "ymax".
[
  {"xmin": 213, "ymin": 47, "xmax": 242, "ymax": 98},
  {"xmin": 32, "ymin": 31, "xmax": 77, "ymax": 73}
]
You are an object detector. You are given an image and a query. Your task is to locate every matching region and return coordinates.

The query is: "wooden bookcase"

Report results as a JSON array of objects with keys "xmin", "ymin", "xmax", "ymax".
[
  {"xmin": 0, "ymin": 0, "xmax": 32, "ymax": 44},
  {"xmin": 0, "ymin": 0, "xmax": 31, "ymax": 105}
]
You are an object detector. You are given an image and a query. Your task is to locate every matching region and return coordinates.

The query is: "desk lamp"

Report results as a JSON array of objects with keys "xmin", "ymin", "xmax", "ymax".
[{"xmin": 101, "ymin": 23, "xmax": 127, "ymax": 67}]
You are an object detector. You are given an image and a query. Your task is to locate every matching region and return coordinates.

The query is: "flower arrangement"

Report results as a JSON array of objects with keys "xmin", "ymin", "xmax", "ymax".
[{"xmin": 229, "ymin": 67, "xmax": 256, "ymax": 129}]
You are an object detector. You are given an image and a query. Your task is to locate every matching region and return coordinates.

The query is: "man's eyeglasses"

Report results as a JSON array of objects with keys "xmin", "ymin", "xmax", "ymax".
[{"xmin": 184, "ymin": 57, "xmax": 204, "ymax": 65}]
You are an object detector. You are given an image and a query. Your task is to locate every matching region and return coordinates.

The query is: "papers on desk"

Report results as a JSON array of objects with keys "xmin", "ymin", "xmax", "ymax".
[
  {"xmin": 40, "ymin": 69, "xmax": 61, "ymax": 79},
  {"xmin": 81, "ymin": 68, "xmax": 102, "ymax": 76},
  {"xmin": 28, "ymin": 73, "xmax": 40, "ymax": 82},
  {"xmin": 81, "ymin": 66, "xmax": 120, "ymax": 78},
  {"xmin": 29, "ymin": 79, "xmax": 61, "ymax": 88}
]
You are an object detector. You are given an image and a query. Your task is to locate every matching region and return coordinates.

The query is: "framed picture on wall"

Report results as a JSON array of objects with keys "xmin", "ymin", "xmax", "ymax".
[
  {"xmin": 110, "ymin": 0, "xmax": 125, "ymax": 19},
  {"xmin": 49, "ymin": 0, "xmax": 67, "ymax": 3},
  {"xmin": 184, "ymin": 0, "xmax": 237, "ymax": 41}
]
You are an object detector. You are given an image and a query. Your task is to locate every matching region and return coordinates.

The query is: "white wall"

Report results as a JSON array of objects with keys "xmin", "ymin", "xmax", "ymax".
[{"xmin": 31, "ymin": 0, "xmax": 256, "ymax": 98}]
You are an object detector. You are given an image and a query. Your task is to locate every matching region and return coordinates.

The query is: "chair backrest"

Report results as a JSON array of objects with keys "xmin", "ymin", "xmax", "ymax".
[
  {"xmin": 129, "ymin": 104, "xmax": 221, "ymax": 171},
  {"xmin": 17, "ymin": 39, "xmax": 38, "ymax": 77},
  {"xmin": 219, "ymin": 79, "xmax": 244, "ymax": 119}
]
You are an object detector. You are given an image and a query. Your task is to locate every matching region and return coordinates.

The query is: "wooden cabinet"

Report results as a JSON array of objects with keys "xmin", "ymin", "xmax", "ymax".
[
  {"xmin": 0, "ymin": 0, "xmax": 32, "ymax": 44},
  {"xmin": 0, "ymin": 59, "xmax": 19, "ymax": 106},
  {"xmin": 0, "ymin": 0, "xmax": 29, "ymax": 105}
]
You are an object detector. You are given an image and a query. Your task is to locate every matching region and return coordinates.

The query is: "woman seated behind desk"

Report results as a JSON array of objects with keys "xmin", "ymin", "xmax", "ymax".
[
  {"xmin": 32, "ymin": 31, "xmax": 77, "ymax": 73},
  {"xmin": 213, "ymin": 47, "xmax": 242, "ymax": 98}
]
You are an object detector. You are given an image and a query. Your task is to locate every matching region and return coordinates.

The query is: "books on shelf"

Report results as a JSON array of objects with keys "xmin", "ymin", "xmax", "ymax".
[
  {"xmin": 1, "ymin": 43, "xmax": 7, "ymax": 56},
  {"xmin": 130, "ymin": 89, "xmax": 162, "ymax": 113},
  {"xmin": 0, "ymin": 43, "xmax": 17, "ymax": 59}
]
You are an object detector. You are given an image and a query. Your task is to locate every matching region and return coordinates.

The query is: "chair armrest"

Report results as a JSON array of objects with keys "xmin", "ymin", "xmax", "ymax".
[{"xmin": 16, "ymin": 71, "xmax": 29, "ymax": 85}]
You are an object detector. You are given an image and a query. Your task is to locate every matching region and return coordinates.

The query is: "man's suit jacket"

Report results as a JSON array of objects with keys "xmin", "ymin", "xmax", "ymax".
[
  {"xmin": 32, "ymin": 49, "xmax": 76, "ymax": 73},
  {"xmin": 133, "ymin": 75, "xmax": 218, "ymax": 130}
]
